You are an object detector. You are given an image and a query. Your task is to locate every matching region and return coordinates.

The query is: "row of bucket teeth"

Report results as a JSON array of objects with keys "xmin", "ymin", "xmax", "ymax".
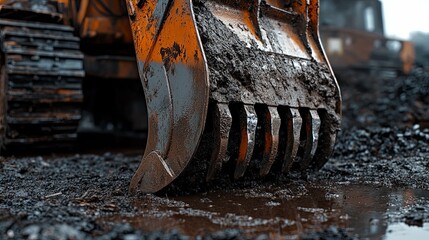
[{"xmin": 207, "ymin": 102, "xmax": 323, "ymax": 181}]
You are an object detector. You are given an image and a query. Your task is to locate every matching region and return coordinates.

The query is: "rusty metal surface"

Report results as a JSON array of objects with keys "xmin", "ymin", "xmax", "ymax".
[
  {"xmin": 126, "ymin": 0, "xmax": 341, "ymax": 193},
  {"xmin": 300, "ymin": 110, "xmax": 321, "ymax": 170},
  {"xmin": 259, "ymin": 106, "xmax": 281, "ymax": 177},
  {"xmin": 0, "ymin": 18, "xmax": 83, "ymax": 148},
  {"xmin": 127, "ymin": 0, "xmax": 210, "ymax": 194},
  {"xmin": 234, "ymin": 104, "xmax": 257, "ymax": 179},
  {"xmin": 206, "ymin": 103, "xmax": 232, "ymax": 181},
  {"xmin": 282, "ymin": 108, "xmax": 302, "ymax": 173}
]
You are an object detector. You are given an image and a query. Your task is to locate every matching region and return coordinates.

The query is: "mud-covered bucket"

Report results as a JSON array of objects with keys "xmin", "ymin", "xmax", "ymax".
[{"xmin": 126, "ymin": 0, "xmax": 341, "ymax": 193}]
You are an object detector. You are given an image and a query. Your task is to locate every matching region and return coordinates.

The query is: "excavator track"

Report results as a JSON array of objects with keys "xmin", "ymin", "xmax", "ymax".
[{"xmin": 0, "ymin": 19, "xmax": 84, "ymax": 149}]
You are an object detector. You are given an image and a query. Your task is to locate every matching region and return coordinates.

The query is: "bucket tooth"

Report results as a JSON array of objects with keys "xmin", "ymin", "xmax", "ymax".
[
  {"xmin": 312, "ymin": 110, "xmax": 338, "ymax": 170},
  {"xmin": 300, "ymin": 110, "xmax": 321, "ymax": 170},
  {"xmin": 259, "ymin": 106, "xmax": 281, "ymax": 177},
  {"xmin": 234, "ymin": 104, "xmax": 258, "ymax": 179},
  {"xmin": 282, "ymin": 108, "xmax": 302, "ymax": 173},
  {"xmin": 206, "ymin": 103, "xmax": 232, "ymax": 181}
]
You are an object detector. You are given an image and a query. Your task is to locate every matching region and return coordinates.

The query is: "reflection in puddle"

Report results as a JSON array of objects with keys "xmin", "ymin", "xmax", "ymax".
[{"xmin": 100, "ymin": 184, "xmax": 429, "ymax": 238}]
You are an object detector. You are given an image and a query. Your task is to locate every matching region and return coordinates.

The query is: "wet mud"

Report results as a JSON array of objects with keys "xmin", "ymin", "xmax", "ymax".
[
  {"xmin": 103, "ymin": 185, "xmax": 429, "ymax": 239},
  {"xmin": 2, "ymin": 143, "xmax": 429, "ymax": 239},
  {"xmin": 193, "ymin": 2, "xmax": 340, "ymax": 110},
  {"xmin": 1, "ymin": 65, "xmax": 429, "ymax": 239}
]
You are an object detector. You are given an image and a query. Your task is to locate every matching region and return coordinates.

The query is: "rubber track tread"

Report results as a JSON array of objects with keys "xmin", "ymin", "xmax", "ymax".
[{"xmin": 0, "ymin": 19, "xmax": 83, "ymax": 148}]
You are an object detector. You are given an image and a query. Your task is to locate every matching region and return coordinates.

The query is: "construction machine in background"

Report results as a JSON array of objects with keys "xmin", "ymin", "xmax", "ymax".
[
  {"xmin": 0, "ymin": 0, "xmax": 146, "ymax": 150},
  {"xmin": 320, "ymin": 0, "xmax": 415, "ymax": 76},
  {"xmin": 0, "ymin": 0, "xmax": 341, "ymax": 193}
]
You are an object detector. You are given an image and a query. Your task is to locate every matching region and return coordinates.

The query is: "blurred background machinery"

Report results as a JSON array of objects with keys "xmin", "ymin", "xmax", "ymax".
[
  {"xmin": 319, "ymin": 0, "xmax": 415, "ymax": 76},
  {"xmin": 0, "ymin": 0, "xmax": 146, "ymax": 150}
]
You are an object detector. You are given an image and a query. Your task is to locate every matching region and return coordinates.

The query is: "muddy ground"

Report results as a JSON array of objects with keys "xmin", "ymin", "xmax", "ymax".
[{"xmin": 1, "ymin": 68, "xmax": 429, "ymax": 240}]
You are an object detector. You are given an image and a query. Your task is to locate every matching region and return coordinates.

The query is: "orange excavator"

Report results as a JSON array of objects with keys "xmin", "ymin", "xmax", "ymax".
[
  {"xmin": 320, "ymin": 0, "xmax": 415, "ymax": 76},
  {"xmin": 0, "ymin": 0, "xmax": 341, "ymax": 193}
]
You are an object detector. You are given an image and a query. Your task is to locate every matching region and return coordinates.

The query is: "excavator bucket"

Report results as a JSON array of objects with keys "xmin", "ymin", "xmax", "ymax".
[{"xmin": 127, "ymin": 0, "xmax": 341, "ymax": 193}]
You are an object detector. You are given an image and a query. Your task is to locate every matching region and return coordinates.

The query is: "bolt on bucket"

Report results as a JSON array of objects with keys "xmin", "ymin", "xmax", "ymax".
[{"xmin": 126, "ymin": 0, "xmax": 341, "ymax": 193}]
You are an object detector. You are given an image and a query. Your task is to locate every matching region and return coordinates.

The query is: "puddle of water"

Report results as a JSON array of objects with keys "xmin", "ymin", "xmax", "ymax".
[{"xmin": 99, "ymin": 184, "xmax": 429, "ymax": 239}]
